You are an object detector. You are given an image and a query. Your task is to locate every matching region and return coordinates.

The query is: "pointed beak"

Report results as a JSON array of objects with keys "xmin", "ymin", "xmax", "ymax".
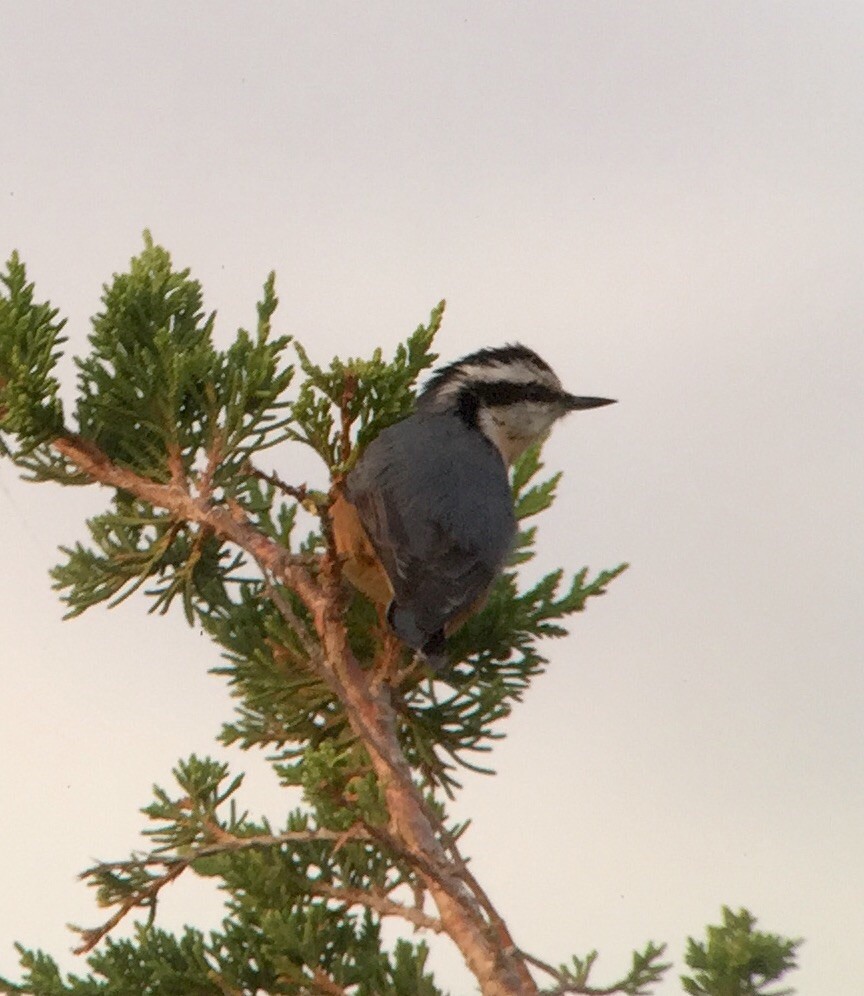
[{"xmin": 564, "ymin": 394, "xmax": 617, "ymax": 411}]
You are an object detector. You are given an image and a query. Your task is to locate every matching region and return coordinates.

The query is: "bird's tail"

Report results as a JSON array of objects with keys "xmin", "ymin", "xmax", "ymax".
[{"xmin": 387, "ymin": 602, "xmax": 448, "ymax": 673}]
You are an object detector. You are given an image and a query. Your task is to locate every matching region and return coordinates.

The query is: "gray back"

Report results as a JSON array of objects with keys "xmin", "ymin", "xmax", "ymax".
[{"xmin": 346, "ymin": 412, "xmax": 516, "ymax": 636}]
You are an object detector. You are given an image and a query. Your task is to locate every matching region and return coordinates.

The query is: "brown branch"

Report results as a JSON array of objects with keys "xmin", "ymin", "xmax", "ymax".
[
  {"xmin": 51, "ymin": 434, "xmax": 323, "ymax": 611},
  {"xmin": 328, "ymin": 668, "xmax": 537, "ymax": 995},
  {"xmin": 197, "ymin": 430, "xmax": 224, "ymax": 500},
  {"xmin": 249, "ymin": 464, "xmax": 311, "ymax": 505},
  {"xmin": 439, "ymin": 828, "xmax": 533, "ymax": 984},
  {"xmin": 75, "ymin": 825, "xmax": 376, "ymax": 956},
  {"xmin": 337, "ymin": 372, "xmax": 358, "ymax": 466},
  {"xmin": 49, "ymin": 430, "xmax": 535, "ymax": 995},
  {"xmin": 80, "ymin": 825, "xmax": 373, "ymax": 878},
  {"xmin": 309, "ymin": 881, "xmax": 442, "ymax": 933},
  {"xmin": 206, "ymin": 970, "xmax": 244, "ymax": 996},
  {"xmin": 72, "ymin": 859, "xmax": 186, "ymax": 955},
  {"xmin": 274, "ymin": 966, "xmax": 350, "ymax": 996},
  {"xmin": 166, "ymin": 441, "xmax": 186, "ymax": 490},
  {"xmin": 309, "ymin": 967, "xmax": 349, "ymax": 996}
]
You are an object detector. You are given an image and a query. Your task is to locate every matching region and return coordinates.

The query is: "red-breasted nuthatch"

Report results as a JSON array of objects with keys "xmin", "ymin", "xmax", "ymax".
[{"xmin": 331, "ymin": 344, "xmax": 614, "ymax": 670}]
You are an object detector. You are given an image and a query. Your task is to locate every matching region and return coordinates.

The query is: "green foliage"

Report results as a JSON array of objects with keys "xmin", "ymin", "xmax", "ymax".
[
  {"xmin": 287, "ymin": 305, "xmax": 443, "ymax": 470},
  {"xmin": 1, "ymin": 235, "xmax": 294, "ymax": 487},
  {"xmin": 1, "ymin": 927, "xmax": 446, "ymax": 996},
  {"xmin": 0, "ymin": 252, "xmax": 67, "ymax": 453},
  {"xmin": 74, "ymin": 232, "xmax": 295, "ymax": 483},
  {"xmin": 543, "ymin": 942, "xmax": 671, "ymax": 996},
  {"xmin": 681, "ymin": 907, "xmax": 801, "ymax": 996},
  {"xmin": 74, "ymin": 233, "xmax": 216, "ymax": 476},
  {"xmin": 0, "ymin": 757, "xmax": 448, "ymax": 996},
  {"xmin": 210, "ymin": 435, "xmax": 627, "ymax": 796},
  {"xmin": 1, "ymin": 237, "xmax": 644, "ymax": 995},
  {"xmin": 50, "ymin": 493, "xmax": 243, "ymax": 622}
]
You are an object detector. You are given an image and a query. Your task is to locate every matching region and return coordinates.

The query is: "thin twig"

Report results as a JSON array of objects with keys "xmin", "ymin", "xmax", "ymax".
[
  {"xmin": 80, "ymin": 825, "xmax": 372, "ymax": 877},
  {"xmin": 75, "ymin": 825, "xmax": 375, "ymax": 956},
  {"xmin": 309, "ymin": 882, "xmax": 443, "ymax": 933},
  {"xmin": 52, "ymin": 433, "xmax": 323, "ymax": 610},
  {"xmin": 196, "ymin": 431, "xmax": 225, "ymax": 501},
  {"xmin": 72, "ymin": 860, "xmax": 186, "ymax": 954},
  {"xmin": 518, "ymin": 949, "xmax": 569, "ymax": 984},
  {"xmin": 257, "ymin": 557, "xmax": 323, "ymax": 668},
  {"xmin": 249, "ymin": 464, "xmax": 311, "ymax": 505},
  {"xmin": 520, "ymin": 947, "xmax": 657, "ymax": 996},
  {"xmin": 309, "ymin": 966, "xmax": 349, "ymax": 996}
]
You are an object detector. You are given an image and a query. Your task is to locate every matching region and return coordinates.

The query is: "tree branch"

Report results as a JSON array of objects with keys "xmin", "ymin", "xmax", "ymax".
[
  {"xmin": 308, "ymin": 967, "xmax": 350, "ymax": 996},
  {"xmin": 49, "ymin": 430, "xmax": 537, "ymax": 995},
  {"xmin": 309, "ymin": 881, "xmax": 442, "ymax": 933},
  {"xmin": 521, "ymin": 944, "xmax": 670, "ymax": 996},
  {"xmin": 51, "ymin": 433, "xmax": 323, "ymax": 611},
  {"xmin": 74, "ymin": 825, "xmax": 374, "ymax": 955},
  {"xmin": 81, "ymin": 825, "xmax": 372, "ymax": 878},
  {"xmin": 71, "ymin": 859, "xmax": 186, "ymax": 955},
  {"xmin": 329, "ymin": 666, "xmax": 537, "ymax": 995},
  {"xmin": 248, "ymin": 464, "xmax": 312, "ymax": 506}
]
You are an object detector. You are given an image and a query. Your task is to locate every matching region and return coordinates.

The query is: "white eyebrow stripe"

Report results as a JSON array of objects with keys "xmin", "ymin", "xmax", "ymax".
[{"xmin": 429, "ymin": 359, "xmax": 562, "ymax": 397}]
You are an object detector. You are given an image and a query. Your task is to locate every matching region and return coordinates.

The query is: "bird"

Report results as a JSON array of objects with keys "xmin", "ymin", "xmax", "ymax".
[{"xmin": 330, "ymin": 343, "xmax": 615, "ymax": 671}]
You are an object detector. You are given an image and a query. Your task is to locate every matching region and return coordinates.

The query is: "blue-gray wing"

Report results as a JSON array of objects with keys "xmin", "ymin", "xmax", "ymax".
[{"xmin": 345, "ymin": 413, "xmax": 516, "ymax": 644}]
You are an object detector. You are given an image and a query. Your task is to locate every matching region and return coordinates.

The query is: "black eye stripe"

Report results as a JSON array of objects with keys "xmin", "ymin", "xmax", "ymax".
[
  {"xmin": 451, "ymin": 380, "xmax": 563, "ymax": 428},
  {"xmin": 470, "ymin": 381, "xmax": 563, "ymax": 407}
]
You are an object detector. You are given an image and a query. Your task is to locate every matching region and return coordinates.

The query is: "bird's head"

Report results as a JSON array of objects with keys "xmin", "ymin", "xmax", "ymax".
[{"xmin": 416, "ymin": 343, "xmax": 615, "ymax": 464}]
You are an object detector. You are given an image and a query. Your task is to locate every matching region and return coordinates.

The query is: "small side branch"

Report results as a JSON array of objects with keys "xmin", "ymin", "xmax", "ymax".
[
  {"xmin": 248, "ymin": 464, "xmax": 311, "ymax": 506},
  {"xmin": 72, "ymin": 859, "xmax": 186, "ymax": 954},
  {"xmin": 309, "ymin": 882, "xmax": 442, "ymax": 934},
  {"xmin": 308, "ymin": 967, "xmax": 350, "ymax": 996},
  {"xmin": 520, "ymin": 942, "xmax": 671, "ymax": 996},
  {"xmin": 337, "ymin": 372, "xmax": 358, "ymax": 465},
  {"xmin": 74, "ymin": 826, "xmax": 373, "ymax": 955},
  {"xmin": 81, "ymin": 825, "xmax": 371, "ymax": 876},
  {"xmin": 51, "ymin": 434, "xmax": 323, "ymax": 612}
]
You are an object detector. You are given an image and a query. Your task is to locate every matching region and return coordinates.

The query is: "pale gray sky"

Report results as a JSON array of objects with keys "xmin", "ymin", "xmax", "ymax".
[{"xmin": 2, "ymin": 3, "xmax": 862, "ymax": 993}]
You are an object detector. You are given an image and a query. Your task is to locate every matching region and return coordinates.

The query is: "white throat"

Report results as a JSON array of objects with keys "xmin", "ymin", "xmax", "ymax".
[{"xmin": 477, "ymin": 404, "xmax": 558, "ymax": 465}]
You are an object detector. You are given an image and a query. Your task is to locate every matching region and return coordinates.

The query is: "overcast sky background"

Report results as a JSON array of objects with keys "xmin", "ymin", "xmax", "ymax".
[{"xmin": 2, "ymin": 4, "xmax": 862, "ymax": 993}]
